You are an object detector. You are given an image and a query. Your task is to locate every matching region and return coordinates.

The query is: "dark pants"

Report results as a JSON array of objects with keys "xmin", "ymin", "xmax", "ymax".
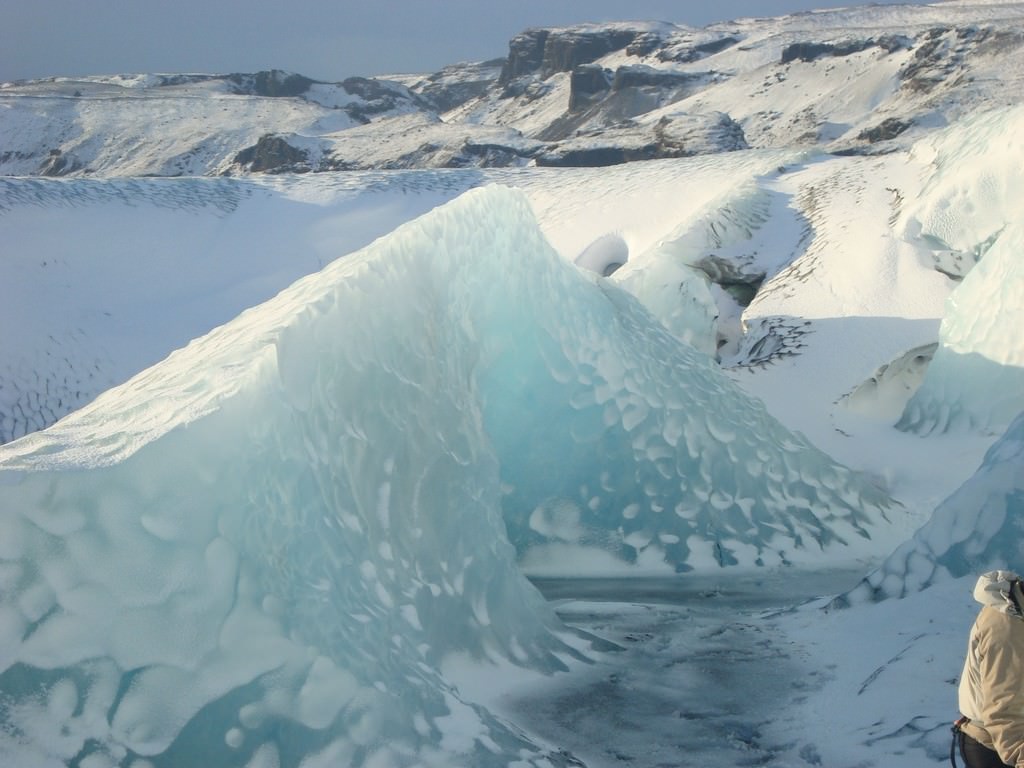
[{"xmin": 960, "ymin": 732, "xmax": 1013, "ymax": 768}]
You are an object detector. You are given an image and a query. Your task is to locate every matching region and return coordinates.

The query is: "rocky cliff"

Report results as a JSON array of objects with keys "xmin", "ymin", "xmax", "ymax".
[{"xmin": 1, "ymin": 5, "xmax": 1023, "ymax": 175}]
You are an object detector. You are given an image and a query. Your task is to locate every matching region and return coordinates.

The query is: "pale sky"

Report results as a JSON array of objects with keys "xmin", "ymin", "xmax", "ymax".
[{"xmin": 2, "ymin": 0, "xmax": 930, "ymax": 83}]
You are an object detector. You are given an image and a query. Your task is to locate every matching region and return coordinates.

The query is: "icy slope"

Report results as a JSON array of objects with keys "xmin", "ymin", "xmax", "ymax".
[
  {"xmin": 0, "ymin": 185, "xmax": 913, "ymax": 765},
  {"xmin": 842, "ymin": 412, "xmax": 1024, "ymax": 603},
  {"xmin": 0, "ymin": 174, "xmax": 466, "ymax": 444},
  {"xmin": 693, "ymin": 105, "xmax": 1024, "ymax": 515},
  {"xmin": 896, "ymin": 105, "xmax": 1024, "ymax": 436},
  {"xmin": 0, "ymin": 187, "xmax": 588, "ymax": 768},
  {"xmin": 6, "ymin": 104, "xmax": 1021, "ymax": 522},
  {"xmin": 6, "ymin": 102, "xmax": 1022, "ymax": 527},
  {"xmin": 0, "ymin": 148, "xmax": 798, "ymax": 445}
]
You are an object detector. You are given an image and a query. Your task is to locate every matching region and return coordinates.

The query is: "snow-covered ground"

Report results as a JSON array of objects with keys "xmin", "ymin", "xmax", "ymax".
[{"xmin": 3, "ymin": 3, "xmax": 1024, "ymax": 767}]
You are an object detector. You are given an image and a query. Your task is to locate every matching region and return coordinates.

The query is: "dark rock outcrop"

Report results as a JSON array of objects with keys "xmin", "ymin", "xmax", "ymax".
[
  {"xmin": 857, "ymin": 117, "xmax": 912, "ymax": 143},
  {"xmin": 157, "ymin": 74, "xmax": 221, "ymax": 87},
  {"xmin": 656, "ymin": 36, "xmax": 741, "ymax": 63},
  {"xmin": 899, "ymin": 26, "xmax": 1023, "ymax": 93},
  {"xmin": 536, "ymin": 112, "xmax": 747, "ymax": 167},
  {"xmin": 781, "ymin": 36, "xmax": 910, "ymax": 64},
  {"xmin": 536, "ymin": 144, "xmax": 659, "ymax": 167},
  {"xmin": 626, "ymin": 31, "xmax": 668, "ymax": 57},
  {"xmin": 500, "ymin": 29, "xmax": 551, "ymax": 85},
  {"xmin": 341, "ymin": 77, "xmax": 428, "ymax": 121},
  {"xmin": 541, "ymin": 29, "xmax": 639, "ymax": 76},
  {"xmin": 500, "ymin": 26, "xmax": 643, "ymax": 87},
  {"xmin": 232, "ymin": 134, "xmax": 310, "ymax": 173},
  {"xmin": 611, "ymin": 66, "xmax": 707, "ymax": 91},
  {"xmin": 569, "ymin": 64, "xmax": 612, "ymax": 111},
  {"xmin": 692, "ymin": 254, "xmax": 765, "ymax": 306},
  {"xmin": 410, "ymin": 59, "xmax": 504, "ymax": 113},
  {"xmin": 383, "ymin": 138, "xmax": 536, "ymax": 170},
  {"xmin": 500, "ymin": 77, "xmax": 553, "ymax": 102},
  {"xmin": 226, "ymin": 70, "xmax": 314, "ymax": 97},
  {"xmin": 458, "ymin": 141, "xmax": 535, "ymax": 166},
  {"xmin": 39, "ymin": 149, "xmax": 80, "ymax": 176},
  {"xmin": 542, "ymin": 66, "xmax": 715, "ymax": 142}
]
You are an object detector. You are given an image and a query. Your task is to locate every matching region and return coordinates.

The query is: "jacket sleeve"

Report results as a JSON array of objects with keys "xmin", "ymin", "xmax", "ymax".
[{"xmin": 976, "ymin": 610, "xmax": 1024, "ymax": 767}]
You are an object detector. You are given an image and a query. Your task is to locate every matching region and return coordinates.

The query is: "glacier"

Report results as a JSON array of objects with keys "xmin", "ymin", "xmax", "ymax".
[
  {"xmin": 842, "ymin": 411, "xmax": 1024, "ymax": 602},
  {"xmin": 0, "ymin": 173, "xmax": 471, "ymax": 444},
  {"xmin": 0, "ymin": 184, "xmax": 905, "ymax": 766},
  {"xmin": 896, "ymin": 106, "xmax": 1024, "ymax": 436}
]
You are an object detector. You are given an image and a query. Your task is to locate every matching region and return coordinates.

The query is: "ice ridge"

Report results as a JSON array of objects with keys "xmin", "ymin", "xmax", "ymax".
[
  {"xmin": 897, "ymin": 106, "xmax": 1024, "ymax": 436},
  {"xmin": 841, "ymin": 410, "xmax": 1024, "ymax": 604},
  {"xmin": 0, "ymin": 185, "xmax": 899, "ymax": 766}
]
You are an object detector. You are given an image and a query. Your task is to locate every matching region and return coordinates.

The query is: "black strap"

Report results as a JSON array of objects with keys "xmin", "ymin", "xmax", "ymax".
[
  {"xmin": 951, "ymin": 717, "xmax": 968, "ymax": 768},
  {"xmin": 1009, "ymin": 580, "xmax": 1024, "ymax": 616}
]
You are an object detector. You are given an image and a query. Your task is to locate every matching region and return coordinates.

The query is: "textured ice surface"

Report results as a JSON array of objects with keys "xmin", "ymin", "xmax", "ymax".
[
  {"xmin": 479, "ymin": 248, "xmax": 899, "ymax": 574},
  {"xmin": 842, "ymin": 412, "xmax": 1024, "ymax": 604},
  {"xmin": 897, "ymin": 221, "xmax": 1024, "ymax": 435},
  {"xmin": 897, "ymin": 106, "xmax": 1024, "ymax": 435},
  {"xmin": 611, "ymin": 156, "xmax": 806, "ymax": 357},
  {"xmin": 0, "ymin": 187, "xmax": 580, "ymax": 768},
  {"xmin": 0, "ymin": 185, "xmax": 900, "ymax": 765},
  {"xmin": 0, "ymin": 174, "xmax": 472, "ymax": 444}
]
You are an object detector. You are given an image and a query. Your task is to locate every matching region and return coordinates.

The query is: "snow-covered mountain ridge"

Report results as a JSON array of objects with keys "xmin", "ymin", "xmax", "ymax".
[{"xmin": 2, "ymin": 2, "xmax": 1023, "ymax": 176}]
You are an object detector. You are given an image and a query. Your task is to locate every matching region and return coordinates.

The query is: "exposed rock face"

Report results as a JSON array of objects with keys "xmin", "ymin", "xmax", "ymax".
[
  {"xmin": 39, "ymin": 149, "xmax": 79, "ymax": 177},
  {"xmin": 543, "ymin": 65, "xmax": 715, "ymax": 141},
  {"xmin": 500, "ymin": 26, "xmax": 643, "ymax": 87},
  {"xmin": 656, "ymin": 35, "xmax": 741, "ymax": 63},
  {"xmin": 369, "ymin": 138, "xmax": 535, "ymax": 170},
  {"xmin": 227, "ymin": 70, "xmax": 314, "ymax": 97},
  {"xmin": 626, "ymin": 31, "xmax": 668, "ymax": 57},
  {"xmin": 691, "ymin": 254, "xmax": 765, "ymax": 307},
  {"xmin": 3, "ymin": 6, "xmax": 1023, "ymax": 177},
  {"xmin": 541, "ymin": 29, "xmax": 640, "ymax": 76},
  {"xmin": 568, "ymin": 64, "xmax": 612, "ymax": 111},
  {"xmin": 780, "ymin": 36, "xmax": 910, "ymax": 64},
  {"xmin": 857, "ymin": 117, "xmax": 912, "ymax": 143},
  {"xmin": 655, "ymin": 112, "xmax": 748, "ymax": 153},
  {"xmin": 341, "ymin": 77, "xmax": 427, "ymax": 121},
  {"xmin": 232, "ymin": 134, "xmax": 310, "ymax": 173},
  {"xmin": 410, "ymin": 60, "xmax": 504, "ymax": 113},
  {"xmin": 536, "ymin": 112, "xmax": 747, "ymax": 167},
  {"xmin": 611, "ymin": 65, "xmax": 708, "ymax": 91},
  {"xmin": 899, "ymin": 26, "xmax": 1024, "ymax": 93},
  {"xmin": 535, "ymin": 144, "xmax": 656, "ymax": 168},
  {"xmin": 499, "ymin": 29, "xmax": 551, "ymax": 85},
  {"xmin": 157, "ymin": 74, "xmax": 221, "ymax": 87},
  {"xmin": 458, "ymin": 141, "xmax": 532, "ymax": 166}
]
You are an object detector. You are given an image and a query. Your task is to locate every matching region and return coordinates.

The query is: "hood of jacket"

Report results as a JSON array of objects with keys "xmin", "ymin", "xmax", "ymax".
[{"xmin": 974, "ymin": 570, "xmax": 1024, "ymax": 617}]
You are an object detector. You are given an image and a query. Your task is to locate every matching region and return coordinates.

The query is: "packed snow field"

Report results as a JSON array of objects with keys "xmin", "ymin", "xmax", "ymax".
[{"xmin": 3, "ymin": 3, "xmax": 1024, "ymax": 768}]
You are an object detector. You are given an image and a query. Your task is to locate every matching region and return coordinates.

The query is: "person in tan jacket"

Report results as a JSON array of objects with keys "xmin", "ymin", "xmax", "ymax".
[{"xmin": 958, "ymin": 571, "xmax": 1024, "ymax": 768}]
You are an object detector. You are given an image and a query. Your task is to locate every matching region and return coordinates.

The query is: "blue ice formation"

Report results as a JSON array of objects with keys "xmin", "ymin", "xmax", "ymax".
[
  {"xmin": 842, "ymin": 411, "xmax": 1024, "ymax": 604},
  {"xmin": 897, "ymin": 106, "xmax": 1024, "ymax": 436},
  {"xmin": 897, "ymin": 221, "xmax": 1024, "ymax": 435},
  {"xmin": 0, "ymin": 185, "xmax": 896, "ymax": 765}
]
